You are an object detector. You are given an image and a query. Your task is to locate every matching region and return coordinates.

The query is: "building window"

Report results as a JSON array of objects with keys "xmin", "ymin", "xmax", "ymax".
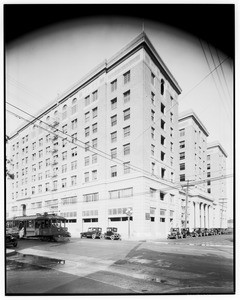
[
  {"xmin": 180, "ymin": 163, "xmax": 185, "ymax": 170},
  {"xmin": 123, "ymin": 70, "xmax": 130, "ymax": 84},
  {"xmin": 123, "ymin": 125, "xmax": 130, "ymax": 138},
  {"xmin": 71, "ymin": 119, "xmax": 77, "ymax": 130},
  {"xmin": 72, "ymin": 147, "xmax": 77, "ymax": 157},
  {"xmin": 161, "ymin": 135, "xmax": 165, "ymax": 146},
  {"xmin": 62, "ymin": 138, "xmax": 67, "ymax": 148},
  {"xmin": 180, "ymin": 152, "xmax": 185, "ymax": 160},
  {"xmin": 207, "ymin": 188, "xmax": 211, "ymax": 193},
  {"xmin": 62, "ymin": 124, "xmax": 67, "ymax": 134},
  {"xmin": 62, "ymin": 151, "xmax": 67, "ymax": 160},
  {"xmin": 151, "ymin": 110, "xmax": 155, "ymax": 122},
  {"xmin": 180, "ymin": 129, "xmax": 185, "ymax": 137},
  {"xmin": 207, "ymin": 180, "xmax": 211, "ymax": 186},
  {"xmin": 53, "ymin": 181, "xmax": 57, "ymax": 191},
  {"xmin": 180, "ymin": 174, "xmax": 185, "ymax": 182},
  {"xmin": 151, "ymin": 127, "xmax": 155, "ymax": 139},
  {"xmin": 123, "ymin": 143, "xmax": 130, "ymax": 155},
  {"xmin": 207, "ymin": 172, "xmax": 211, "ymax": 178},
  {"xmin": 85, "ymin": 95, "xmax": 90, "ymax": 107},
  {"xmin": 85, "ymin": 156, "xmax": 90, "ymax": 166},
  {"xmin": 123, "ymin": 108, "xmax": 130, "ymax": 121},
  {"xmin": 111, "ymin": 115, "xmax": 117, "ymax": 126},
  {"xmin": 111, "ymin": 98, "xmax": 117, "ymax": 110},
  {"xmin": 39, "ymin": 138, "xmax": 43, "ymax": 147},
  {"xmin": 85, "ymin": 142, "xmax": 90, "ymax": 152},
  {"xmin": 170, "ymin": 112, "xmax": 173, "ymax": 123},
  {"xmin": 111, "ymin": 165, "xmax": 117, "ymax": 177},
  {"xmin": 207, "ymin": 155, "xmax": 210, "ymax": 161},
  {"xmin": 71, "ymin": 175, "xmax": 77, "ymax": 186},
  {"xmin": 62, "ymin": 178, "xmax": 67, "ymax": 188},
  {"xmin": 160, "ymin": 79, "xmax": 165, "ymax": 95},
  {"xmin": 123, "ymin": 162, "xmax": 130, "ymax": 174},
  {"xmin": 161, "ymin": 151, "xmax": 165, "ymax": 161},
  {"xmin": 151, "ymin": 162, "xmax": 155, "ymax": 175},
  {"xmin": 170, "ymin": 142, "xmax": 173, "ymax": 152},
  {"xmin": 151, "ymin": 92, "xmax": 155, "ymax": 105},
  {"xmin": 62, "ymin": 164, "xmax": 67, "ymax": 173},
  {"xmin": 72, "ymin": 98, "xmax": 77, "ymax": 114},
  {"xmin": 170, "ymin": 157, "xmax": 173, "ymax": 167},
  {"xmin": 109, "ymin": 188, "xmax": 133, "ymax": 199},
  {"xmin": 92, "ymin": 138, "xmax": 98, "ymax": 149},
  {"xmin": 62, "ymin": 105, "xmax": 67, "ymax": 120},
  {"xmin": 71, "ymin": 160, "xmax": 77, "ymax": 170},
  {"xmin": 83, "ymin": 193, "xmax": 99, "ymax": 202},
  {"xmin": 71, "ymin": 133, "xmax": 77, "ymax": 143},
  {"xmin": 92, "ymin": 90, "xmax": 98, "ymax": 102},
  {"xmin": 207, "ymin": 163, "xmax": 211, "ymax": 170},
  {"xmin": 160, "ymin": 192, "xmax": 165, "ymax": 201},
  {"xmin": 151, "ymin": 72, "xmax": 155, "ymax": 85},
  {"xmin": 92, "ymin": 170, "xmax": 97, "ymax": 181},
  {"xmin": 111, "ymin": 79, "xmax": 117, "ymax": 92},
  {"xmin": 111, "ymin": 131, "xmax": 117, "ymax": 143},
  {"xmin": 92, "ymin": 154, "xmax": 98, "ymax": 164},
  {"xmin": 161, "ymin": 119, "xmax": 165, "ymax": 130},
  {"xmin": 92, "ymin": 107, "xmax": 98, "ymax": 118},
  {"xmin": 151, "ymin": 144, "xmax": 155, "ymax": 156},
  {"xmin": 111, "ymin": 148, "xmax": 117, "ymax": 159},
  {"xmin": 85, "ymin": 127, "xmax": 90, "ymax": 137},
  {"xmin": 180, "ymin": 141, "xmax": 185, "ymax": 149},
  {"xmin": 123, "ymin": 90, "xmax": 130, "ymax": 103},
  {"xmin": 84, "ymin": 172, "xmax": 89, "ymax": 183},
  {"xmin": 161, "ymin": 103, "xmax": 165, "ymax": 114},
  {"xmin": 161, "ymin": 168, "xmax": 166, "ymax": 179},
  {"xmin": 85, "ymin": 112, "xmax": 90, "ymax": 123},
  {"xmin": 170, "ymin": 127, "xmax": 173, "ymax": 137},
  {"xmin": 92, "ymin": 123, "xmax": 97, "ymax": 134}
]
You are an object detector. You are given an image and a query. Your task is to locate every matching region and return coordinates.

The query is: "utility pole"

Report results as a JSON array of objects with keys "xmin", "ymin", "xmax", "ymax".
[{"xmin": 125, "ymin": 208, "xmax": 133, "ymax": 239}]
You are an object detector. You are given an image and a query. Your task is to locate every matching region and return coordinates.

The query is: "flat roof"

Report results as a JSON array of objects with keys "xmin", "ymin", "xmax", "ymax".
[
  {"xmin": 178, "ymin": 109, "xmax": 210, "ymax": 137},
  {"xmin": 207, "ymin": 141, "xmax": 228, "ymax": 157}
]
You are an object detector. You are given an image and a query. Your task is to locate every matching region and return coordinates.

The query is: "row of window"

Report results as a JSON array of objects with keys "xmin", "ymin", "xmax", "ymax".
[{"xmin": 110, "ymin": 70, "xmax": 130, "ymax": 93}]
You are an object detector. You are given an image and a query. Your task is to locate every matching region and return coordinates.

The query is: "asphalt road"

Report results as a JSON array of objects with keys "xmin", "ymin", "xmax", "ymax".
[{"xmin": 6, "ymin": 234, "xmax": 234, "ymax": 295}]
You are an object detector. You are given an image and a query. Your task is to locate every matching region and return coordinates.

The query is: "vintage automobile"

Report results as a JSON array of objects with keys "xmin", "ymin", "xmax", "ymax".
[
  {"xmin": 101, "ymin": 227, "xmax": 121, "ymax": 240},
  {"xmin": 181, "ymin": 228, "xmax": 191, "ymax": 238},
  {"xmin": 6, "ymin": 233, "xmax": 18, "ymax": 247},
  {"xmin": 167, "ymin": 228, "xmax": 183, "ymax": 239},
  {"xmin": 80, "ymin": 227, "xmax": 102, "ymax": 239}
]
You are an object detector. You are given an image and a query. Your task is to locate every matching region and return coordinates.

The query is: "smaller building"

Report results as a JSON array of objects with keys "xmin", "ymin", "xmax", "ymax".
[
  {"xmin": 178, "ymin": 110, "xmax": 215, "ymax": 230},
  {"xmin": 207, "ymin": 142, "xmax": 228, "ymax": 228}
]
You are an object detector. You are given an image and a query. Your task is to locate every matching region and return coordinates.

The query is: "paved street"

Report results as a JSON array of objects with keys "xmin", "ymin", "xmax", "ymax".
[{"xmin": 6, "ymin": 234, "xmax": 234, "ymax": 294}]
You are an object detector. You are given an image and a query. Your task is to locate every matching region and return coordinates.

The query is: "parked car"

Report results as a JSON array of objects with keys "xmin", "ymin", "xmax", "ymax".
[
  {"xmin": 181, "ymin": 228, "xmax": 191, "ymax": 238},
  {"xmin": 101, "ymin": 227, "xmax": 121, "ymax": 240},
  {"xmin": 80, "ymin": 227, "xmax": 102, "ymax": 239},
  {"xmin": 167, "ymin": 228, "xmax": 183, "ymax": 239},
  {"xmin": 6, "ymin": 233, "xmax": 18, "ymax": 247}
]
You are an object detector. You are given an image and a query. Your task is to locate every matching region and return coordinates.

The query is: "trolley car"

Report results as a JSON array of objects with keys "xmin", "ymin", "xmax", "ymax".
[{"xmin": 6, "ymin": 213, "xmax": 71, "ymax": 242}]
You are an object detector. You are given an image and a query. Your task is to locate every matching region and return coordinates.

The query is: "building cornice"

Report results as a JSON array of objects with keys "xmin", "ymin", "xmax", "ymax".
[
  {"xmin": 9, "ymin": 32, "xmax": 182, "ymax": 139},
  {"xmin": 178, "ymin": 109, "xmax": 210, "ymax": 137},
  {"xmin": 207, "ymin": 141, "xmax": 228, "ymax": 158}
]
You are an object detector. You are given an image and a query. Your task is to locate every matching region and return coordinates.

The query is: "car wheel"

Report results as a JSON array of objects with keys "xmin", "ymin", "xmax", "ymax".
[
  {"xmin": 110, "ymin": 235, "xmax": 115, "ymax": 240},
  {"xmin": 92, "ymin": 234, "xmax": 96, "ymax": 239},
  {"xmin": 100, "ymin": 234, "xmax": 104, "ymax": 239}
]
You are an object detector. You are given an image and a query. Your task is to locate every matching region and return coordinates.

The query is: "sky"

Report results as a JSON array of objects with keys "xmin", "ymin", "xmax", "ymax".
[{"xmin": 4, "ymin": 4, "xmax": 234, "ymax": 218}]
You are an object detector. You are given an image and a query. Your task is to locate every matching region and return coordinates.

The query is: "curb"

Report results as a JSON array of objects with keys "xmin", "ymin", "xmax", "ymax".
[
  {"xmin": 153, "ymin": 241, "xmax": 233, "ymax": 248},
  {"xmin": 6, "ymin": 249, "xmax": 17, "ymax": 257}
]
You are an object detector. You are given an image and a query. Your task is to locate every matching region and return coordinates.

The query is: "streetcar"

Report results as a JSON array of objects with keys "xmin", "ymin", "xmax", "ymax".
[{"xmin": 6, "ymin": 213, "xmax": 71, "ymax": 242}]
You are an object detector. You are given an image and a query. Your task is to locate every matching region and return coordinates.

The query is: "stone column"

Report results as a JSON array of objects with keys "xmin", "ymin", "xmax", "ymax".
[{"xmin": 195, "ymin": 202, "xmax": 199, "ymax": 228}]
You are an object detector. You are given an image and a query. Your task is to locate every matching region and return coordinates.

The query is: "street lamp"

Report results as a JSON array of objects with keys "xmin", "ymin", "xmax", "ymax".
[{"xmin": 125, "ymin": 208, "xmax": 132, "ymax": 239}]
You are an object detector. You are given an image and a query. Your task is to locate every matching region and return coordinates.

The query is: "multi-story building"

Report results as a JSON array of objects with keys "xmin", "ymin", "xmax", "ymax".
[
  {"xmin": 7, "ymin": 32, "xmax": 182, "ymax": 238},
  {"xmin": 207, "ymin": 142, "xmax": 228, "ymax": 228},
  {"xmin": 178, "ymin": 110, "xmax": 215, "ymax": 229}
]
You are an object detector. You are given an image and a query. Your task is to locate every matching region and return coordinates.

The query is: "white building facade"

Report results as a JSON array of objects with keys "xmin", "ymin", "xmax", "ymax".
[{"xmin": 7, "ymin": 32, "xmax": 183, "ymax": 238}]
